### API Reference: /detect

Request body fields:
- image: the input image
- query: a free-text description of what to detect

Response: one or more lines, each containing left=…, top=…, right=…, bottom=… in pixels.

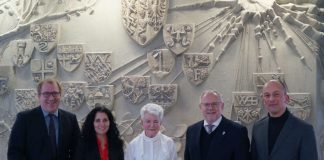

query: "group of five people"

left=7, top=78, right=318, bottom=160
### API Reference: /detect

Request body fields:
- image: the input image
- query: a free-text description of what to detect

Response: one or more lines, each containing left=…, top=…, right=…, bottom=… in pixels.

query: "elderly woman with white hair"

left=125, top=103, right=177, bottom=160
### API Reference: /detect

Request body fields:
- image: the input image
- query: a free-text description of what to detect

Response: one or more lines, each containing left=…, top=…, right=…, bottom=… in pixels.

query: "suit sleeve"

left=184, top=127, right=191, bottom=160
left=251, top=125, right=258, bottom=160
left=73, top=137, right=85, bottom=160
left=235, top=126, right=250, bottom=160
left=7, top=112, right=27, bottom=160
left=299, top=125, right=318, bottom=160
left=70, top=114, right=81, bottom=159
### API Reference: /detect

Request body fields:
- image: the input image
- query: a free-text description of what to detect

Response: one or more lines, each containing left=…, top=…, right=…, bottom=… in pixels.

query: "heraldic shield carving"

left=121, top=0, right=169, bottom=46
left=85, top=85, right=114, bottom=110
left=147, top=49, right=175, bottom=79
left=121, top=76, right=150, bottom=104
left=11, top=39, right=34, bottom=67
left=232, top=92, right=261, bottom=124
left=149, top=84, right=177, bottom=109
left=287, top=93, right=311, bottom=120
left=15, top=89, right=39, bottom=112
left=31, top=59, right=57, bottom=83
left=84, top=52, right=112, bottom=84
left=163, top=24, right=195, bottom=55
left=253, top=72, right=285, bottom=94
left=57, top=44, right=84, bottom=72
left=182, top=53, right=213, bottom=85
left=30, top=24, right=59, bottom=54
left=0, top=76, right=9, bottom=95
left=61, top=82, right=86, bottom=111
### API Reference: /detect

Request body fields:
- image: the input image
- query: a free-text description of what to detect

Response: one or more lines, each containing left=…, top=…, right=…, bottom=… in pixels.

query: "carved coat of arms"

left=11, top=39, right=34, bottom=67
left=149, top=84, right=177, bottom=109
left=0, top=76, right=9, bottom=95
left=232, top=92, right=261, bottom=124
left=121, top=0, right=169, bottom=46
left=287, top=93, right=311, bottom=120
left=163, top=24, right=195, bottom=55
left=57, top=44, right=83, bottom=72
left=30, top=24, right=59, bottom=54
left=61, top=82, right=86, bottom=111
left=31, top=59, right=57, bottom=83
left=253, top=72, right=285, bottom=93
left=182, top=53, right=213, bottom=85
left=85, top=85, right=114, bottom=110
left=84, top=52, right=112, bottom=84
left=147, top=49, right=175, bottom=79
left=121, top=76, right=150, bottom=104
left=15, top=89, right=39, bottom=112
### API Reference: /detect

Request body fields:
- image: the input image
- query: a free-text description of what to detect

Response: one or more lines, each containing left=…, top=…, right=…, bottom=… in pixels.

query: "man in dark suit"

left=7, top=78, right=80, bottom=160
left=251, top=79, right=318, bottom=160
left=184, top=90, right=250, bottom=160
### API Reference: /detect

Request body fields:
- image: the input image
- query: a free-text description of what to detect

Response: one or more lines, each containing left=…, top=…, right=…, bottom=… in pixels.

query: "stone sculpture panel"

left=287, top=93, right=311, bottom=120
left=57, top=44, right=84, bottom=72
left=30, top=24, right=59, bottom=54
left=121, top=0, right=169, bottom=46
left=0, top=76, right=9, bottom=96
left=11, top=39, right=34, bottom=67
left=31, top=59, right=57, bottom=83
left=253, top=72, right=285, bottom=93
left=147, top=49, right=175, bottom=79
left=85, top=85, right=114, bottom=110
left=148, top=84, right=177, bottom=109
left=61, top=82, right=86, bottom=111
left=84, top=52, right=112, bottom=84
left=15, top=89, right=38, bottom=112
left=232, top=92, right=261, bottom=124
left=121, top=76, right=150, bottom=104
left=163, top=24, right=195, bottom=55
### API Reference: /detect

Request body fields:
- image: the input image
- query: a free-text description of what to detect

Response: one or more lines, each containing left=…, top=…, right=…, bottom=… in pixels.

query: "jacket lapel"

left=269, top=113, right=294, bottom=158
left=260, top=118, right=269, bottom=158
left=207, top=116, right=227, bottom=156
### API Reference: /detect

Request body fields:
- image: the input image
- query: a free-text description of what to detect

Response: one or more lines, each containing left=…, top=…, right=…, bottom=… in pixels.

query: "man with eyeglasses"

left=8, top=78, right=80, bottom=160
left=251, top=80, right=318, bottom=160
left=184, top=90, right=250, bottom=160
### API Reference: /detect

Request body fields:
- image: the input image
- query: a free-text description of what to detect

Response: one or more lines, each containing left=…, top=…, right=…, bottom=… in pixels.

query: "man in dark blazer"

left=7, top=79, right=80, bottom=160
left=184, top=90, right=250, bottom=160
left=251, top=80, right=318, bottom=160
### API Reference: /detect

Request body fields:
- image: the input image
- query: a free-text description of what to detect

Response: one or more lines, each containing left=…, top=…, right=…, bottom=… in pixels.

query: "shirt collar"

left=41, top=107, right=59, bottom=117
left=204, top=115, right=222, bottom=127
left=142, top=131, right=161, bottom=142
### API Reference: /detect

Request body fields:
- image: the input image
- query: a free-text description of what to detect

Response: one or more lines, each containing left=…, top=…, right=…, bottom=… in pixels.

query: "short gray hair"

left=199, top=90, right=224, bottom=104
left=140, top=103, right=164, bottom=121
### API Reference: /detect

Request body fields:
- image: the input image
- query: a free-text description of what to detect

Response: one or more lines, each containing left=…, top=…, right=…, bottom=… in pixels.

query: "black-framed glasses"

left=40, top=92, right=60, bottom=98
left=201, top=102, right=222, bottom=107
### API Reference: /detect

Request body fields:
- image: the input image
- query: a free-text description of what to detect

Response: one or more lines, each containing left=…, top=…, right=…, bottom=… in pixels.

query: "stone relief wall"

left=0, top=0, right=324, bottom=159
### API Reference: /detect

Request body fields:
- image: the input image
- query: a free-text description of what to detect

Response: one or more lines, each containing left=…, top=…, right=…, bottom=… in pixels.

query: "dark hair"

left=81, top=103, right=123, bottom=150
left=37, top=78, right=62, bottom=95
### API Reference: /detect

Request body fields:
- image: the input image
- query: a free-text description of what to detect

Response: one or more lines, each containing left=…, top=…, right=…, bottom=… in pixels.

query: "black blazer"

left=7, top=106, right=80, bottom=160
left=184, top=116, right=250, bottom=160
left=251, top=111, right=318, bottom=160
left=74, top=136, right=124, bottom=160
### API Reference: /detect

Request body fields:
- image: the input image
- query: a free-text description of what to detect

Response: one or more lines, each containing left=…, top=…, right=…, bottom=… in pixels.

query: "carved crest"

left=147, top=49, right=175, bottom=79
left=163, top=24, right=195, bottom=55
left=31, top=59, right=57, bottom=83
left=287, top=93, right=311, bottom=120
left=57, top=44, right=84, bottom=72
left=121, top=76, right=150, bottom=104
left=30, top=24, right=59, bottom=54
left=84, top=52, right=112, bottom=84
left=121, top=0, right=169, bottom=46
left=15, top=89, right=39, bottom=112
left=61, top=82, right=86, bottom=111
left=232, top=92, right=261, bottom=124
left=253, top=72, right=285, bottom=93
left=0, top=76, right=9, bottom=95
left=85, top=85, right=114, bottom=110
left=182, top=53, right=213, bottom=85
left=149, top=84, right=177, bottom=109
left=12, top=39, right=34, bottom=67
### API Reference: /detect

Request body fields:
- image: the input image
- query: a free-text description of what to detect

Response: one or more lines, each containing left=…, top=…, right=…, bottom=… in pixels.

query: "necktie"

left=49, top=114, right=57, bottom=159
left=206, top=124, right=214, bottom=134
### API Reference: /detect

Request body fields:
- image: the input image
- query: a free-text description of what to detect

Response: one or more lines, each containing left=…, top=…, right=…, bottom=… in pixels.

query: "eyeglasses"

left=40, top=92, right=60, bottom=98
left=201, top=102, right=222, bottom=107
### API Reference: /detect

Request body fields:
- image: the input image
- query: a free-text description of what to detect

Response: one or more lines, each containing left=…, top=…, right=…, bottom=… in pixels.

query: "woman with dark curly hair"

left=74, top=103, right=124, bottom=160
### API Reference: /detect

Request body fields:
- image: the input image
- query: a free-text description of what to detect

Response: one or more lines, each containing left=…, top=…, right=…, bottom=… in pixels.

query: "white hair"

left=140, top=103, right=164, bottom=121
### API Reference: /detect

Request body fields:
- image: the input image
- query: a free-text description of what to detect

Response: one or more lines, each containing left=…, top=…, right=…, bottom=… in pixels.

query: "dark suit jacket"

left=7, top=106, right=80, bottom=160
left=184, top=116, right=250, bottom=160
left=251, top=111, right=318, bottom=160
left=74, top=137, right=124, bottom=160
